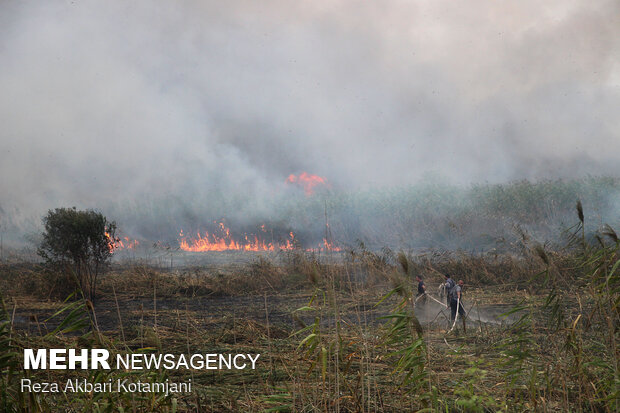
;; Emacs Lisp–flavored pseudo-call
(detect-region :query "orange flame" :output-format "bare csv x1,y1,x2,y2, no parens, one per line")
320,238,341,252
105,232,139,253
179,222,296,252
179,223,342,253
286,172,328,195
104,232,115,253
117,236,140,250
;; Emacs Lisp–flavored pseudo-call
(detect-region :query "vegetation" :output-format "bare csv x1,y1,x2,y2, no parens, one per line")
58,176,620,250
37,207,117,301
0,195,618,411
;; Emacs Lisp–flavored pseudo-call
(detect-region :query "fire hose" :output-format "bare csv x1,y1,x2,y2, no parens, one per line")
415,292,446,307
415,290,468,335
446,295,460,334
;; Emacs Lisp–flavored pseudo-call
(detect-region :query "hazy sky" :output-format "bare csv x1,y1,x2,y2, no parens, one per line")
1,0,619,234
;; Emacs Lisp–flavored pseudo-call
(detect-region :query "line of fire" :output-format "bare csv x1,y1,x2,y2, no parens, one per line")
106,173,341,254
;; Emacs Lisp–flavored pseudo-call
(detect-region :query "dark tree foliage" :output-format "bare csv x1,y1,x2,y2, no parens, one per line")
37,207,117,301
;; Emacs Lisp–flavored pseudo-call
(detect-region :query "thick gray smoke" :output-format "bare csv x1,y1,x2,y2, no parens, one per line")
1,0,619,246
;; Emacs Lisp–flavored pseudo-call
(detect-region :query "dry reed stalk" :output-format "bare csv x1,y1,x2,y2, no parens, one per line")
112,284,126,345
329,267,341,413
264,293,275,386
33,314,43,337
349,283,366,412
8,301,16,347
362,303,373,411
139,303,144,348
153,282,157,331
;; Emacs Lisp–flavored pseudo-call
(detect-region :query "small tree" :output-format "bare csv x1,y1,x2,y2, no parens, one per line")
38,207,117,301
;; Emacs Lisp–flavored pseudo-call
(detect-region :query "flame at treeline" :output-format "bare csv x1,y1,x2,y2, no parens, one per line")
178,222,340,252
107,225,340,253
178,223,295,252
109,172,339,252
286,172,328,195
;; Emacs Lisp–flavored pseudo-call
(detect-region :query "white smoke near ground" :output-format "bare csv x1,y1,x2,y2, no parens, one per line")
0,0,619,246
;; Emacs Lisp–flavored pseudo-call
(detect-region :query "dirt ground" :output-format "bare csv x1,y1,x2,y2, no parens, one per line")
9,285,520,341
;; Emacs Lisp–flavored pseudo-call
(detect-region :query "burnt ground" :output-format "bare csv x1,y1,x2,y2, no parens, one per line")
9,289,519,341
7,281,583,412
11,293,383,336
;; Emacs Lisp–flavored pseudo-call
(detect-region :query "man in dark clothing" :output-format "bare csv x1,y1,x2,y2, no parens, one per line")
416,276,426,305
449,279,467,332
444,274,456,307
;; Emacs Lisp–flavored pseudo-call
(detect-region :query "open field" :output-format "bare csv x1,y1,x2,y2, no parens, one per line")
2,1,619,411
1,230,618,412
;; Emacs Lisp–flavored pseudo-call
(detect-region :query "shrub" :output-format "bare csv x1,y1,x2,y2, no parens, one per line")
37,207,117,301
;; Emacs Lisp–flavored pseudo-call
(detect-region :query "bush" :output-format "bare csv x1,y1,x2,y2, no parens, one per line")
37,207,117,301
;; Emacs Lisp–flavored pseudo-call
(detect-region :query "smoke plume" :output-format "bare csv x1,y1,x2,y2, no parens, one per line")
1,0,619,246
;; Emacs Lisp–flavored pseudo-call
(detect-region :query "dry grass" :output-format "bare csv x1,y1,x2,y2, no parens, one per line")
1,239,617,412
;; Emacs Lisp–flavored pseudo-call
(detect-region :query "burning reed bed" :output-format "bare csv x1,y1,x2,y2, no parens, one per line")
1,222,619,412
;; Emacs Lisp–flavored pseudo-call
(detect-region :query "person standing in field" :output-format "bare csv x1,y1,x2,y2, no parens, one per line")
444,273,456,307
416,275,427,304
450,279,467,332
